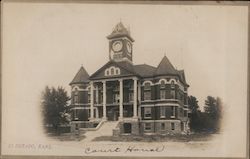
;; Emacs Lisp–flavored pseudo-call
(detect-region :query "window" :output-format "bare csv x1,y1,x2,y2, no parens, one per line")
88,109,90,118
160,80,165,88
105,67,120,76
160,90,166,99
171,123,175,130
74,92,78,104
144,82,151,90
111,68,114,75
73,89,78,104
184,110,187,117
170,90,175,99
160,107,166,118
171,81,175,89
171,106,176,118
144,91,151,101
100,94,103,104
144,107,152,118
161,123,165,130
129,92,134,102
144,123,152,131
87,87,91,103
74,109,78,120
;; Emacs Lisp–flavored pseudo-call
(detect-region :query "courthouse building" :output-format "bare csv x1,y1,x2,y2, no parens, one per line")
69,22,190,135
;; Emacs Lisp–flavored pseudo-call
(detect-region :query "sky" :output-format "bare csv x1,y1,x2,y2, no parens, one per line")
2,2,248,157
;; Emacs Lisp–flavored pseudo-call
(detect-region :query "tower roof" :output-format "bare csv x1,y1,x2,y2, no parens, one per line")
155,56,178,75
70,66,89,85
107,22,134,42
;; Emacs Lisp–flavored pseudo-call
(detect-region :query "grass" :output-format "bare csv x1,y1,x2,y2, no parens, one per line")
47,133,86,141
92,132,214,142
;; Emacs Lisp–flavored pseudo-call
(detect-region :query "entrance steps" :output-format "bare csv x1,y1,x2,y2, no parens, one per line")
82,121,119,142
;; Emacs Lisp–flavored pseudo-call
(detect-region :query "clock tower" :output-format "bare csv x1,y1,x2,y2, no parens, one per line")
107,22,134,63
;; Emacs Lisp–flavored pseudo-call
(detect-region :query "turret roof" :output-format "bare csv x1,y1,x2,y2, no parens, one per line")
107,22,134,42
70,66,89,85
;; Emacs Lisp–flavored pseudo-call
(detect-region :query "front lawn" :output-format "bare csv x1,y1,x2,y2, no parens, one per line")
47,133,86,141
93,132,214,142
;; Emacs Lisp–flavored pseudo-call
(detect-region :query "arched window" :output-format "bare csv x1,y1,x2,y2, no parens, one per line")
160,80,165,88
171,81,175,89
106,70,109,76
74,88,78,104
111,68,114,75
144,82,151,90
143,82,151,101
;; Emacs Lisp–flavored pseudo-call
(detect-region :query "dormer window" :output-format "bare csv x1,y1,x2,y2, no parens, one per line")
111,68,114,75
105,66,121,76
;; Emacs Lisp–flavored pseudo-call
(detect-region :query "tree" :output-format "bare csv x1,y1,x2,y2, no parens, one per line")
203,96,222,132
188,95,200,114
188,95,202,131
41,86,71,133
204,96,217,119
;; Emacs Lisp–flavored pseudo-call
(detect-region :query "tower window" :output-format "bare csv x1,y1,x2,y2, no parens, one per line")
73,89,78,104
171,81,175,89
170,90,175,99
160,90,166,99
160,80,165,88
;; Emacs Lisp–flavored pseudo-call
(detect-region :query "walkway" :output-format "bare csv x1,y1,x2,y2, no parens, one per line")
82,121,118,142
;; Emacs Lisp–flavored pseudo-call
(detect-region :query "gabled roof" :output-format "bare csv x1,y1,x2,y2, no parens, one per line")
89,60,140,80
70,66,89,85
178,70,186,82
107,22,134,42
134,64,156,77
155,56,178,76
177,69,189,86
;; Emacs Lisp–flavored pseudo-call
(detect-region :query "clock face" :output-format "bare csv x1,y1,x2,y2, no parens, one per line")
112,41,123,52
126,42,132,54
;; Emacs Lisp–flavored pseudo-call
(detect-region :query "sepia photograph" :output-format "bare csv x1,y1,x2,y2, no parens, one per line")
1,1,249,158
